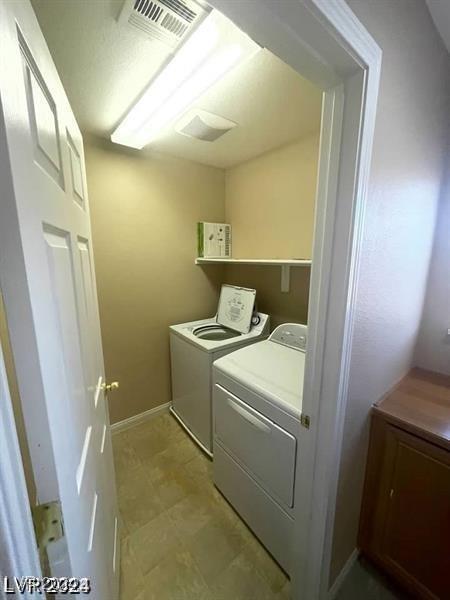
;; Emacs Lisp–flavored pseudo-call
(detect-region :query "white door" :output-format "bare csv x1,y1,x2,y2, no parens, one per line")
0,2,119,598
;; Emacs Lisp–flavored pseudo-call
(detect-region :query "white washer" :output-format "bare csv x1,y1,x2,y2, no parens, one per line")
170,285,270,455
212,323,307,574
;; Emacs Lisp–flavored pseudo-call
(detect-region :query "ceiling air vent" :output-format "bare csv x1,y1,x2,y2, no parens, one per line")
176,109,237,142
119,0,208,50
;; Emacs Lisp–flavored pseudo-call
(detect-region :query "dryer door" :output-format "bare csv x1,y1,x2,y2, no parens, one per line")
214,384,297,508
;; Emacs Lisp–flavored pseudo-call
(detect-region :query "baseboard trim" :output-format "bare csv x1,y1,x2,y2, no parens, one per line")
111,403,170,434
327,549,359,599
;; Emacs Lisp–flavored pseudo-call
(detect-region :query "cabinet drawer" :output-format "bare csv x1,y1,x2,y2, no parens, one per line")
213,383,297,508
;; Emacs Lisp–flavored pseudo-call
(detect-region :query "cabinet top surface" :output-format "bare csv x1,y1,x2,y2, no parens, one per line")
374,368,450,450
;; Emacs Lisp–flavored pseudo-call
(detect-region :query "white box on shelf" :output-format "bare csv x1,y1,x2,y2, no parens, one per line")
197,222,231,258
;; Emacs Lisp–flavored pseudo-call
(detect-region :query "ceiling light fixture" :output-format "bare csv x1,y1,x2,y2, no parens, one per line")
111,10,259,149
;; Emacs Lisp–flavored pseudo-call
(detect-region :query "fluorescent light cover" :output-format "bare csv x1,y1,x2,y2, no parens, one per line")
111,10,259,149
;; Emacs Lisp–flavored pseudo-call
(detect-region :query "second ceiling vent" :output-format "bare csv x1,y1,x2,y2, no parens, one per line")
119,0,208,50
175,109,237,142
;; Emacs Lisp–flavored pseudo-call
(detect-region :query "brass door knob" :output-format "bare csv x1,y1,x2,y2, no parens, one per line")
102,381,119,393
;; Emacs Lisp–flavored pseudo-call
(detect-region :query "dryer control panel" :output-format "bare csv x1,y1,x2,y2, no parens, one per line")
270,323,307,352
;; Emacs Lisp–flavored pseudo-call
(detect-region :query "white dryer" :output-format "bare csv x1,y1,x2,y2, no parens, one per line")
212,323,307,574
170,285,270,455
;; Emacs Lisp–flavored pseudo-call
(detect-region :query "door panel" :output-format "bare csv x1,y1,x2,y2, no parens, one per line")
77,237,100,400
20,30,65,188
0,2,119,598
43,226,89,455
381,428,450,599
67,131,85,206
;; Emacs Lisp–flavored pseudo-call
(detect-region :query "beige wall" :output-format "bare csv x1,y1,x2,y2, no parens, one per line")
225,135,319,259
222,135,320,327
224,264,310,328
85,131,319,424
330,0,450,586
84,136,225,424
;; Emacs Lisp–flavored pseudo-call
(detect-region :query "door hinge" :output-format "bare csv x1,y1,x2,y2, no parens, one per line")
300,414,311,429
31,501,64,550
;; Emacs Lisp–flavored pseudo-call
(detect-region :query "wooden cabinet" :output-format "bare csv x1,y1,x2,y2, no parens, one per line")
359,369,450,599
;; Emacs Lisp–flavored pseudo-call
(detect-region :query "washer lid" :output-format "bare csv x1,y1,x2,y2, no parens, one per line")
216,285,256,334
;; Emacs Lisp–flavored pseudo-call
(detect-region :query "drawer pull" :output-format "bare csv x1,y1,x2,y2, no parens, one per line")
227,398,271,433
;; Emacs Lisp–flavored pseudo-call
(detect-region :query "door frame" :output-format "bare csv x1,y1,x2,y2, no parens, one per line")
0,341,42,596
208,1,381,598
0,0,381,598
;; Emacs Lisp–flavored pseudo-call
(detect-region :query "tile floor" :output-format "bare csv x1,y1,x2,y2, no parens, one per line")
335,558,410,600
113,412,404,600
113,413,290,600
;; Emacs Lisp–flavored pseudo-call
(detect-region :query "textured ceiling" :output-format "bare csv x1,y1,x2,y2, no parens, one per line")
31,0,322,168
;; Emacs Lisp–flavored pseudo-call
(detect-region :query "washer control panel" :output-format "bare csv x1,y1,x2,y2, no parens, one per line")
270,323,307,352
